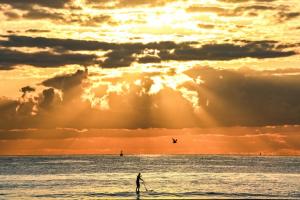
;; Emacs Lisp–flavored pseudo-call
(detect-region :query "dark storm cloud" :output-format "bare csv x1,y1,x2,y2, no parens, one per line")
42,69,88,91
277,12,300,22
0,88,62,129
0,35,179,52
42,69,88,107
22,9,64,20
0,35,118,51
40,88,56,108
0,35,180,68
0,97,35,128
25,29,51,33
0,35,297,68
20,86,35,93
23,10,114,26
238,5,275,11
0,98,18,117
0,1,114,26
0,0,70,9
3,11,21,19
102,49,137,68
20,86,35,97
184,67,300,126
138,56,162,63
23,10,113,26
0,48,98,69
155,42,296,62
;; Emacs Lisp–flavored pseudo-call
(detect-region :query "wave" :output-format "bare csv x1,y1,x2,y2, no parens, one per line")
81,191,286,198
33,193,75,198
150,191,284,198
36,160,92,164
87,192,133,197
26,189,296,199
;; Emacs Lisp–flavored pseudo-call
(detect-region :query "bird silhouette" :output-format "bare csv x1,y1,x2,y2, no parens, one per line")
172,138,178,144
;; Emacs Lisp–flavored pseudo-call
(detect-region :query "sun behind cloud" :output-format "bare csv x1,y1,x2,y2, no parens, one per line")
0,0,300,155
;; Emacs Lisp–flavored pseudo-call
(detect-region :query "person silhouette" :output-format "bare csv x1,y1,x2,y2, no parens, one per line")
136,173,144,194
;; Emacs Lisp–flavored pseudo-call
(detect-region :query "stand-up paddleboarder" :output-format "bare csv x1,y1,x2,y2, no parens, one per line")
136,173,144,194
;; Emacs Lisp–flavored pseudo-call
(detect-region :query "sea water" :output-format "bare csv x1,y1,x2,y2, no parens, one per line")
0,155,299,199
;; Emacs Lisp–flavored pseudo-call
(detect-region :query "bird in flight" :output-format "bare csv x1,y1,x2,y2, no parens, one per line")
172,138,178,144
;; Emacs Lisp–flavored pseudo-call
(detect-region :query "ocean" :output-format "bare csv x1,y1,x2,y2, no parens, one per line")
0,155,299,199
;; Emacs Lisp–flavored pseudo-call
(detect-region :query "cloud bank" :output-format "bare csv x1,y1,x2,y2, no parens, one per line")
1,67,300,129
0,35,297,69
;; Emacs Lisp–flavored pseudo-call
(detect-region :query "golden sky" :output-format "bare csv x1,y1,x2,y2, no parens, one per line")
1,126,300,155
0,0,300,155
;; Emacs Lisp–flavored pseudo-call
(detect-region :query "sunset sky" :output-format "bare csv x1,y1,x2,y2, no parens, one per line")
0,0,300,155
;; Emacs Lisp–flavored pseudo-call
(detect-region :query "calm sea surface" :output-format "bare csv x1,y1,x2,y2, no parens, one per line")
0,155,299,199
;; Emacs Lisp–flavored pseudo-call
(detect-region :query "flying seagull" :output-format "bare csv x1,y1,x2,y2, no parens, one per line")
172,138,178,144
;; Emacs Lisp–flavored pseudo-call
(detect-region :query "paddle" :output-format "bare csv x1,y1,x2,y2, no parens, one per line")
142,181,148,191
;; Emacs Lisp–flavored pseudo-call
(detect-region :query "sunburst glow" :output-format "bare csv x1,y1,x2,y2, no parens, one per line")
0,0,299,156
